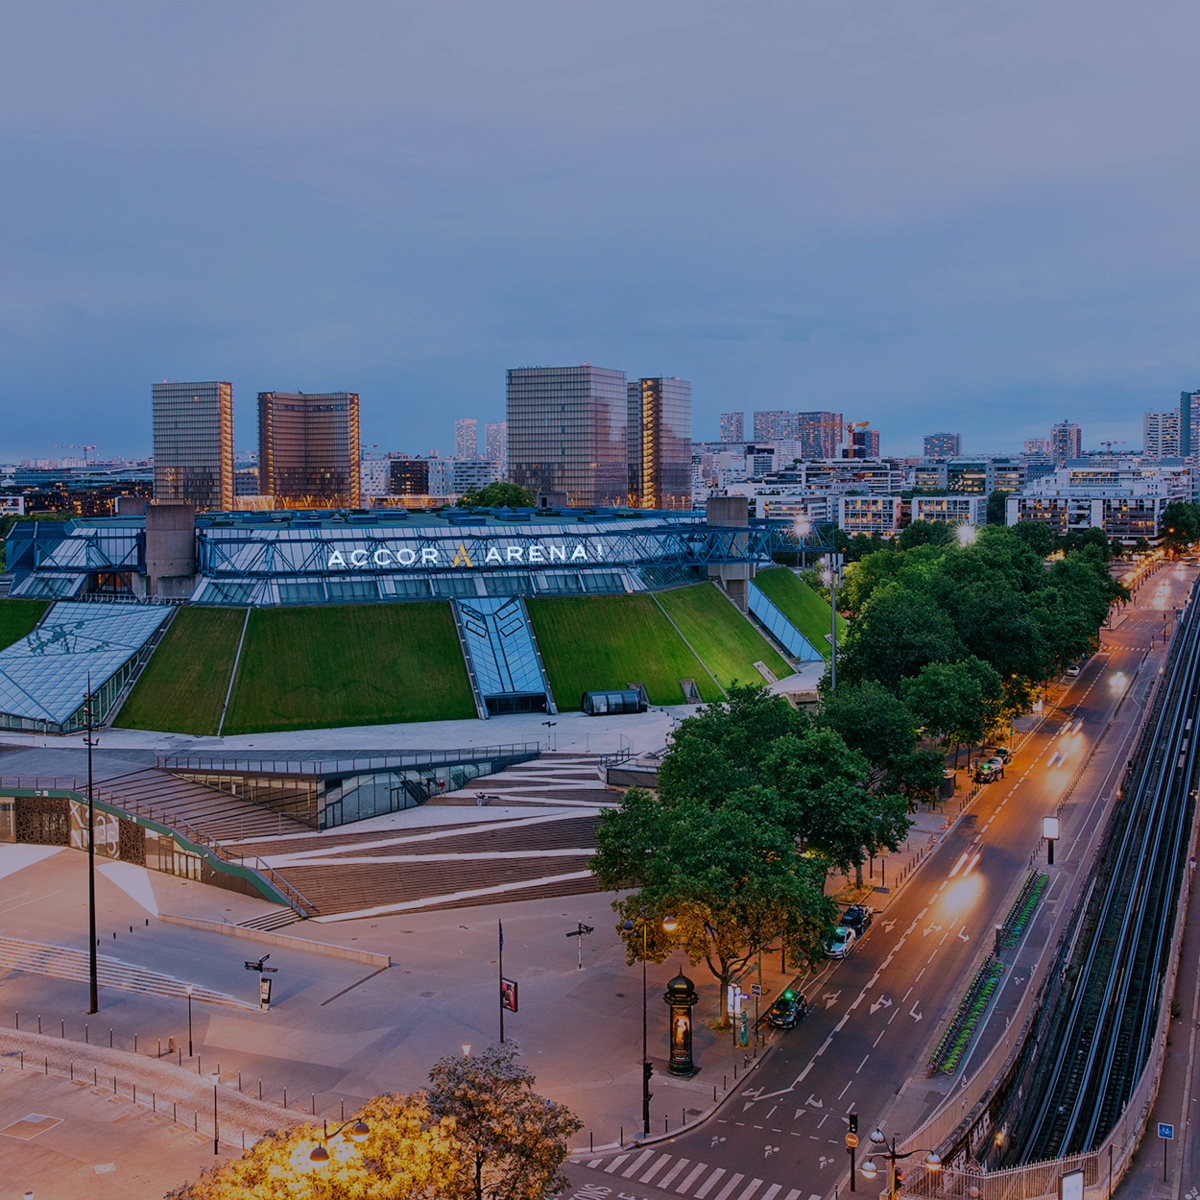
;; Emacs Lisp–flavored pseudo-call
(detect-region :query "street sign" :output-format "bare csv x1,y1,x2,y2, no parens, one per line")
501,977,518,1013
750,984,762,997
845,1133,858,1148
1159,1123,1174,1139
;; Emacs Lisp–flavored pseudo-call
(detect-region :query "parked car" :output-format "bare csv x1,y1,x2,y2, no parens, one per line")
1066,663,1080,677
974,762,998,784
825,925,857,959
842,905,874,936
982,746,1011,763
767,991,808,1029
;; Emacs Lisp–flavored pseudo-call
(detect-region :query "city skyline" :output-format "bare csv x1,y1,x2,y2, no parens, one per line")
2,5,1198,464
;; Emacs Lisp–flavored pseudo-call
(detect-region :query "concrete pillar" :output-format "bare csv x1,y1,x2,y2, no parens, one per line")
706,496,752,611
145,500,196,598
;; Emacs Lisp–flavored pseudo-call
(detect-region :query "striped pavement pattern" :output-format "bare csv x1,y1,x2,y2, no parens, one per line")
0,937,255,1010
584,1148,821,1200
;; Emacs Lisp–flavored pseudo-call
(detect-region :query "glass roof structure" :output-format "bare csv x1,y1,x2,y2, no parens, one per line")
747,581,824,662
0,602,172,734
456,596,554,715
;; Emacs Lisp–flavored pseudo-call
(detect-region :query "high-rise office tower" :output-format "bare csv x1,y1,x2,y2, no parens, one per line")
507,365,627,506
753,411,796,442
719,412,744,443
1144,410,1182,458
796,412,844,460
1050,421,1082,465
152,381,234,512
257,391,361,508
484,421,508,465
628,377,692,510
924,432,961,458
1023,438,1050,456
455,418,478,460
1181,391,1200,458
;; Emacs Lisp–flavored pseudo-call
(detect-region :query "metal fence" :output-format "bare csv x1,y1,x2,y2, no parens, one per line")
155,743,543,776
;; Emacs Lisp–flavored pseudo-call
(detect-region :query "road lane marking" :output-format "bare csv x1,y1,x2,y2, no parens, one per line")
710,1171,744,1200
622,1149,656,1177
735,1181,764,1200
874,1028,887,1046
928,950,937,963
837,1080,853,1099
816,1036,833,1055
856,1055,869,1073
677,1163,709,1193
659,1159,690,1188
760,1186,782,1200
695,1169,730,1199
640,1154,672,1183
903,986,913,1000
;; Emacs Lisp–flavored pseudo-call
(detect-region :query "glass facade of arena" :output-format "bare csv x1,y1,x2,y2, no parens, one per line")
507,365,628,506
152,381,234,512
258,391,361,508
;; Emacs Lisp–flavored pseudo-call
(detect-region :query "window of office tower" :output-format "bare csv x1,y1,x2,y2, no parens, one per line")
506,365,628,507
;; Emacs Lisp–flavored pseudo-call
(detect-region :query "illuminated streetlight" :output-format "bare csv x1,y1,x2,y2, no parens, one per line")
860,1130,941,1199
621,914,678,1136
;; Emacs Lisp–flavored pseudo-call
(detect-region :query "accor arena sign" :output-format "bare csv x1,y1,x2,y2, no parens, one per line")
325,540,603,570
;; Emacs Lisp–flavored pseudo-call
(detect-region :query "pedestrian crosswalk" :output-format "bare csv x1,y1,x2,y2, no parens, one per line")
584,1149,817,1200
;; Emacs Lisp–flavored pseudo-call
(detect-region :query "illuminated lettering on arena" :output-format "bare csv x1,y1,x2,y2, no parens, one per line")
325,541,596,570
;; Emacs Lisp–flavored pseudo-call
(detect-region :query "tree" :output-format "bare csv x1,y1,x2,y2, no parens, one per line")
1010,520,1056,557
901,656,1003,760
1161,500,1200,555
591,789,836,1022
986,489,1011,526
898,520,956,551
885,749,947,806
460,481,535,508
816,679,918,786
167,1092,462,1200
427,1043,581,1200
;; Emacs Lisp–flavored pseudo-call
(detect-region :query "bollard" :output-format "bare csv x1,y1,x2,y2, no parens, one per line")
60,1020,64,1039
153,1092,156,1113
259,1080,262,1101
714,1085,717,1102
93,1067,96,1085
665,1117,669,1132
44,1057,47,1075
70,1062,73,1080
134,1034,138,1053
620,1125,624,1147
312,1093,316,1115
723,1074,727,1090
85,1025,89,1044
174,1102,177,1123
134,1084,137,1104
283,1087,287,1109
37,1015,41,1034
682,1108,686,1127
14,1011,17,1030
590,1132,593,1152
109,1029,113,1048
239,1072,242,1093
734,1064,738,1080
158,1040,161,1059
113,1076,117,1094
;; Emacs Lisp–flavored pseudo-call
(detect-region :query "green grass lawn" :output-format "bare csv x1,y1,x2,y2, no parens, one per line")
656,583,789,687
527,593,724,710
114,606,246,735
222,602,475,733
752,567,846,660
0,598,50,651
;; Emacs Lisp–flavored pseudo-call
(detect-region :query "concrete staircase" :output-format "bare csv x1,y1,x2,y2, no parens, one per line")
0,937,255,1009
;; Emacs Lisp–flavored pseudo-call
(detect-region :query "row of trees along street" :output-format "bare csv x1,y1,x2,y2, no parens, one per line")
167,1044,580,1200
591,524,1130,1024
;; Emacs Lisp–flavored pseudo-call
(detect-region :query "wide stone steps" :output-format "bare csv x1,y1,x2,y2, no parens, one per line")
0,937,254,1009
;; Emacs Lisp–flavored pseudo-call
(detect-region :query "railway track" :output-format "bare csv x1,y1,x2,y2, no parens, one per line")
992,580,1199,1165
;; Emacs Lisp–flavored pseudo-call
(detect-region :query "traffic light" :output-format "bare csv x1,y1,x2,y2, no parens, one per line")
643,1059,654,1098
848,1113,858,1134
894,1167,904,1197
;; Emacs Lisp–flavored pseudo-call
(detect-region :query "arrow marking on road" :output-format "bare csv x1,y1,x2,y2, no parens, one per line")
958,927,971,942
910,1002,924,1022
823,991,841,1009
806,1095,824,1109
869,996,893,1015
923,924,942,937
882,919,897,932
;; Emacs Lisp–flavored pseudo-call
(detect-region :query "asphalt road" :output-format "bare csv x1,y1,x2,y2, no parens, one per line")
564,559,1197,1200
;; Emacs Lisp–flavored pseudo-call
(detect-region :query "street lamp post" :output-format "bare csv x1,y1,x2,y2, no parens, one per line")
859,1129,941,1200
622,914,677,1138
310,1117,370,1193
186,983,194,1057
83,675,99,1015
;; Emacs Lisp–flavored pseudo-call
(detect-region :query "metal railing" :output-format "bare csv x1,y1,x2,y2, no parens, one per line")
0,776,318,920
156,743,542,777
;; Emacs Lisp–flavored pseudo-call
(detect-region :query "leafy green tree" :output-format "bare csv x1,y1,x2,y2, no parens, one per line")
427,1043,581,1200
986,489,1011,526
460,481,535,508
816,679,917,785
837,587,965,691
592,790,836,1021
901,656,1003,760
1161,500,1200,555
898,520,956,551
1010,520,1056,557
885,749,947,806
167,1093,462,1200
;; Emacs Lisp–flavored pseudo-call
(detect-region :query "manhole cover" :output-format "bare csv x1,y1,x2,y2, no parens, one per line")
419,991,437,998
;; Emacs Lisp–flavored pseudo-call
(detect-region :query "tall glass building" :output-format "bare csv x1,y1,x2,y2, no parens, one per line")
628,377,692,510
258,392,361,508
151,381,233,512
507,365,628,507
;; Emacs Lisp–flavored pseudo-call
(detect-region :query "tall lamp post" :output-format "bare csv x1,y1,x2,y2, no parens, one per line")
825,553,843,690
186,983,194,1057
83,674,99,1015
622,914,677,1138
859,1129,942,1200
